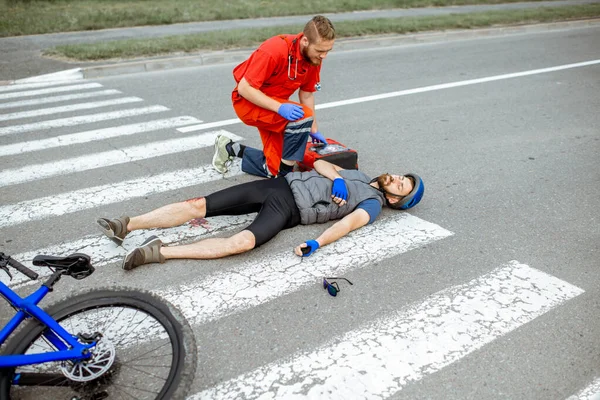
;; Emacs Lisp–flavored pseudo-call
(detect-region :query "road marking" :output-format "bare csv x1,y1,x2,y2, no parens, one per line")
0,106,169,136
192,261,584,400
13,68,84,84
0,80,88,93
0,83,103,100
0,116,201,157
0,96,143,121
0,159,243,228
159,213,453,326
567,378,600,400
0,131,243,187
2,215,256,288
178,118,241,133
177,59,600,133
0,90,122,110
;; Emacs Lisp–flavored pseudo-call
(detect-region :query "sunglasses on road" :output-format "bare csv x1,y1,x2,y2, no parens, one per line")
323,277,353,297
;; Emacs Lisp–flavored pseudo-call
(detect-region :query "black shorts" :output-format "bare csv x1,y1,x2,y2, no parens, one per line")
204,177,301,247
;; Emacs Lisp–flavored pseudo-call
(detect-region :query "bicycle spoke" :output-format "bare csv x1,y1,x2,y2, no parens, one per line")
119,340,171,364
2,289,196,399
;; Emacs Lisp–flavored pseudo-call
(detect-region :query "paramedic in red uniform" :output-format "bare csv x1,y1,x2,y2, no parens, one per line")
212,15,336,178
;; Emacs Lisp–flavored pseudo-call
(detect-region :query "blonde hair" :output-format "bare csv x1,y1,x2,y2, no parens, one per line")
303,15,335,43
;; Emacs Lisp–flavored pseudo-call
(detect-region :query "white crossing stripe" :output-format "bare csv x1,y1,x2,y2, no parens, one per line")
0,159,243,228
178,118,241,133
0,131,242,187
2,215,256,288
0,106,169,136
0,97,143,121
192,261,584,400
0,80,86,93
0,90,122,110
567,378,600,400
0,83,103,100
0,116,202,157
159,213,453,326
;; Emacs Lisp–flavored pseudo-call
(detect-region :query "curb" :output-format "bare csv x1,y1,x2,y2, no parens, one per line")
81,19,600,79
2,18,598,84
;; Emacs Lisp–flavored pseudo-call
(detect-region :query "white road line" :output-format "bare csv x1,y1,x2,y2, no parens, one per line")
0,106,169,136
0,97,143,121
192,261,584,400
13,68,83,84
0,116,201,157
567,378,600,400
159,213,453,326
0,131,242,187
178,59,600,133
2,215,256,288
178,118,241,133
0,83,103,100
0,90,122,110
0,79,87,93
0,159,243,228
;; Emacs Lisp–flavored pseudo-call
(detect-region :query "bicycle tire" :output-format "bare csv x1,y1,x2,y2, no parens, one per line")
0,288,197,400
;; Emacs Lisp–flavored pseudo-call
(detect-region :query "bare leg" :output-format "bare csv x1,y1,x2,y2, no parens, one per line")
128,197,206,231
161,230,256,260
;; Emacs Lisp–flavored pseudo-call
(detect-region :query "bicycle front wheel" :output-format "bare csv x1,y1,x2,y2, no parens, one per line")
0,288,197,400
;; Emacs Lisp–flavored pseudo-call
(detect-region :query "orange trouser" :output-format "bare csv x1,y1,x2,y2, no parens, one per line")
232,90,314,176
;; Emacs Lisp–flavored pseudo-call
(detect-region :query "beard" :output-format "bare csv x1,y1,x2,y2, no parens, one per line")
376,173,392,189
301,46,321,66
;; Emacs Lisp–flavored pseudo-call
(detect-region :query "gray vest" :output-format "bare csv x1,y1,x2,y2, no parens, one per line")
285,170,385,225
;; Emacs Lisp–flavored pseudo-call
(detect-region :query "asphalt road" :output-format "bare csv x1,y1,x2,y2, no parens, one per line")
1,23,599,399
1,0,599,81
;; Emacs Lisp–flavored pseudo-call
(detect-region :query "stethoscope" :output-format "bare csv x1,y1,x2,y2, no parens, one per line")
287,54,299,81
286,38,321,91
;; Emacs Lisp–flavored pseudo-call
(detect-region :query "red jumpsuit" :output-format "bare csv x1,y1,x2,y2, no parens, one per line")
232,33,320,177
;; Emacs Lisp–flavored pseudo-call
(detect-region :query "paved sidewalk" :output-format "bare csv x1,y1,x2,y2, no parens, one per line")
1,0,599,82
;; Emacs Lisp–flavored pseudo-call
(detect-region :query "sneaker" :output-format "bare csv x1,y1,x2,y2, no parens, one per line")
97,216,130,245
212,134,233,174
122,236,165,271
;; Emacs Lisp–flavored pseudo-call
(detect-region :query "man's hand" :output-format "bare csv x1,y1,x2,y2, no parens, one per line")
309,131,327,144
295,240,320,257
278,103,304,121
332,178,348,206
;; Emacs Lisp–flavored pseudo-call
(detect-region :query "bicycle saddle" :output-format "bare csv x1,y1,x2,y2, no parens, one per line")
32,253,94,280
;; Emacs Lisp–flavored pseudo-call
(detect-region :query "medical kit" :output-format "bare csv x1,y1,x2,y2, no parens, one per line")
298,138,359,171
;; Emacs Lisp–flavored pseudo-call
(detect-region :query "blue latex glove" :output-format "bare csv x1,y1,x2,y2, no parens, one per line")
332,178,348,201
301,240,320,257
277,103,304,121
309,131,327,144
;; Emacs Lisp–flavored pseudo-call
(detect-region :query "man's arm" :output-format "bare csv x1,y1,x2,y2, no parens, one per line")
298,90,317,132
313,159,344,179
237,77,281,112
294,208,370,256
314,159,348,206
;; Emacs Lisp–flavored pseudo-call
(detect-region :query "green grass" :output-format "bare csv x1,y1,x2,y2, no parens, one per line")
0,0,551,37
43,4,600,61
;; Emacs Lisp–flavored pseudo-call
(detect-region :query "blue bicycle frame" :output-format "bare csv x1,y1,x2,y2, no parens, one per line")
0,280,94,369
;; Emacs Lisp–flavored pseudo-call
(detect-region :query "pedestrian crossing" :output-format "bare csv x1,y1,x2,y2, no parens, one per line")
0,77,593,399
192,261,583,400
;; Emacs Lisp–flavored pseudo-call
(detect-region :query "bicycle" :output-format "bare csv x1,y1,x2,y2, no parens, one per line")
0,252,197,400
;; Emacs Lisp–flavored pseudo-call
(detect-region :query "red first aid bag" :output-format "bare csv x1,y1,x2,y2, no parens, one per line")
298,138,358,171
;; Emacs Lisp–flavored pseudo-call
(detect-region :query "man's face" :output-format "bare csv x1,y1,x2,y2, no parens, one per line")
301,37,334,66
377,174,414,198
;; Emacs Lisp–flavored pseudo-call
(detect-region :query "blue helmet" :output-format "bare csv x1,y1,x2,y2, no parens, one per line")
387,173,424,210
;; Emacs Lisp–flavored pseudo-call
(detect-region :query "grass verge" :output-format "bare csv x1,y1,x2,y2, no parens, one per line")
43,5,600,62
1,0,549,37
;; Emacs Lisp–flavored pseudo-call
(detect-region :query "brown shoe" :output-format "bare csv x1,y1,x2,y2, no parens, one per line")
122,236,165,271
97,216,130,245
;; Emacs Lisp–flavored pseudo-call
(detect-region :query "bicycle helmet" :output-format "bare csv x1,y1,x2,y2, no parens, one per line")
385,173,425,210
